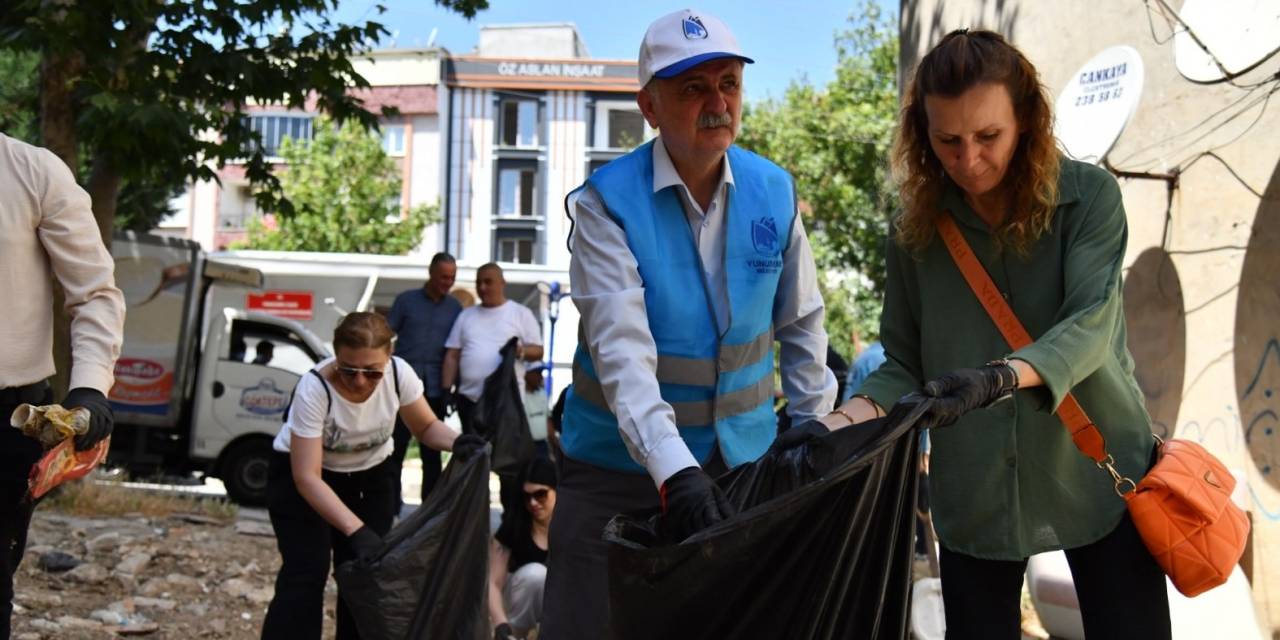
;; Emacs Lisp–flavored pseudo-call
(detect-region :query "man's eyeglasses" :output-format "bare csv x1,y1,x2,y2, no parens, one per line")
337,366,384,381
524,488,550,503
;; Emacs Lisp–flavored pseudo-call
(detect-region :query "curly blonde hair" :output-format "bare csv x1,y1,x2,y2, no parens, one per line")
891,29,1060,257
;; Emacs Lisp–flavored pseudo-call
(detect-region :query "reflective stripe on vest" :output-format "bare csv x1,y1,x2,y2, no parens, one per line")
570,329,775,426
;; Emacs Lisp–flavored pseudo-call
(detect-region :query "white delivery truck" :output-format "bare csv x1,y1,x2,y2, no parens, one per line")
107,234,578,505
108,232,332,505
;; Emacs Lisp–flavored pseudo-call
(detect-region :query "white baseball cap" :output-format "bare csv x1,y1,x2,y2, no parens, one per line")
638,9,754,87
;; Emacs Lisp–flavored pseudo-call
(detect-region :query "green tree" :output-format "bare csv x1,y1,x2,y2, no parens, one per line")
738,1,898,358
0,0,489,238
236,117,435,254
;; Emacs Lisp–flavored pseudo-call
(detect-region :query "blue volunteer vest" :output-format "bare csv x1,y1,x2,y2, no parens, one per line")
562,141,796,473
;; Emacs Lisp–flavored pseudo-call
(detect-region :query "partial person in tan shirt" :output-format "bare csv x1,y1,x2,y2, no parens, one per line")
0,132,125,640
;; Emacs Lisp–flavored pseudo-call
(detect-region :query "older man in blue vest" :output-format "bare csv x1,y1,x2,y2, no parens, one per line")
540,10,836,638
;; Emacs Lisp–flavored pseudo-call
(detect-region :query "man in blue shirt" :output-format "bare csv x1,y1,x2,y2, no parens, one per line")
387,252,462,507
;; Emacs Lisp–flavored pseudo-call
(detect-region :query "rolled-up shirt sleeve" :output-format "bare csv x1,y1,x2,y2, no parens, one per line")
569,188,697,487
773,214,837,422
36,152,125,394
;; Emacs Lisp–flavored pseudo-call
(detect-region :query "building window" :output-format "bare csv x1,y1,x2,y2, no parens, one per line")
381,124,406,156
607,109,645,149
499,98,540,147
498,167,537,217
246,114,313,157
593,101,649,150
495,228,537,264
220,185,258,230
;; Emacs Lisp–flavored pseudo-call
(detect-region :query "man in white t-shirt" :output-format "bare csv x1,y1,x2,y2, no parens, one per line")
442,262,544,434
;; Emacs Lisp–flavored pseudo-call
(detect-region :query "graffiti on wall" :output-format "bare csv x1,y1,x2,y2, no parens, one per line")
1236,158,1280,491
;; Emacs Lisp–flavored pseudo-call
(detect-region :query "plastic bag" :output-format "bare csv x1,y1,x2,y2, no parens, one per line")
334,446,492,640
605,397,930,640
472,337,535,477
10,403,111,501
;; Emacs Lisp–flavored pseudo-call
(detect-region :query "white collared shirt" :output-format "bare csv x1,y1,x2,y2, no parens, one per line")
568,138,837,486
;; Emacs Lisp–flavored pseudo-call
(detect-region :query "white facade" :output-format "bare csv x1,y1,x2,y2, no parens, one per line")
164,48,444,251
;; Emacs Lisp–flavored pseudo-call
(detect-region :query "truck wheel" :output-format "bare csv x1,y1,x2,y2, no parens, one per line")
221,439,272,506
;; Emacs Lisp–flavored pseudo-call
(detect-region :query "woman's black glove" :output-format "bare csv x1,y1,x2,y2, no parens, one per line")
660,466,736,542
493,623,516,640
63,387,114,451
347,525,383,562
768,420,829,454
920,361,1019,428
452,433,487,461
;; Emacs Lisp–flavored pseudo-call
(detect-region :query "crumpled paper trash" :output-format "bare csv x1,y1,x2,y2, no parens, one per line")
10,403,110,500
11,403,91,447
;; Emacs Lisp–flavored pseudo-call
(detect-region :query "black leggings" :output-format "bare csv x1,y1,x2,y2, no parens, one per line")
261,452,397,640
939,509,1171,639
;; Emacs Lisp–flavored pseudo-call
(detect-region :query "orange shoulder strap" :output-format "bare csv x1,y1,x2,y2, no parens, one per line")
935,212,1108,464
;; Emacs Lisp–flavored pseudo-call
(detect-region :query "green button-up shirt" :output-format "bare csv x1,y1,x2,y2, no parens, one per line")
860,158,1154,560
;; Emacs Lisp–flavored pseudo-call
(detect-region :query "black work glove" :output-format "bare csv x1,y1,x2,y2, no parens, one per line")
493,623,516,640
919,362,1019,429
348,525,383,562
660,466,736,542
452,433,487,461
768,419,829,454
63,387,113,451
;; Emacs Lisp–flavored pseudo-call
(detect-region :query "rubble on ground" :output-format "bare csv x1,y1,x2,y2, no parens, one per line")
13,509,338,639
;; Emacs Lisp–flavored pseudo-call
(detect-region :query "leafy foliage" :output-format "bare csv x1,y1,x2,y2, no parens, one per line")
0,0,395,230
738,1,899,357
0,50,39,144
236,117,436,255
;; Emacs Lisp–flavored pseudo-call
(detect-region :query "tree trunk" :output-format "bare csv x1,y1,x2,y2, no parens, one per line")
39,51,81,174
40,50,84,399
87,153,122,247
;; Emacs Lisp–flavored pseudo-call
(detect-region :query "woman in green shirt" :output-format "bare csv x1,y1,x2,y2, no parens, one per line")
812,29,1170,638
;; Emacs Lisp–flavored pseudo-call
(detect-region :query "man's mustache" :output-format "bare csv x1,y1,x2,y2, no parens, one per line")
697,112,733,129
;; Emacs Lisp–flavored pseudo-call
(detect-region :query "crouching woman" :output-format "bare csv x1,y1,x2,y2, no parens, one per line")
262,311,484,639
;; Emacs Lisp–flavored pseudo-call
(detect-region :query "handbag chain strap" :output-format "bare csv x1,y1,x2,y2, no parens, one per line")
935,212,1136,496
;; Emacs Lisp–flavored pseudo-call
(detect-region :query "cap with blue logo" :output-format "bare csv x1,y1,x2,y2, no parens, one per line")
638,9,754,87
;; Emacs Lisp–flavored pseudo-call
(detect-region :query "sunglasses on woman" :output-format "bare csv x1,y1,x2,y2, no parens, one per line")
524,488,550,503
337,366,384,380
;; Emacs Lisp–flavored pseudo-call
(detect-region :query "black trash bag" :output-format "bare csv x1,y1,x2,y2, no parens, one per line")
605,397,930,640
335,446,492,640
472,336,536,476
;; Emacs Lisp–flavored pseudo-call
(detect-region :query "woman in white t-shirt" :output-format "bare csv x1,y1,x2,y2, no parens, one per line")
261,312,485,640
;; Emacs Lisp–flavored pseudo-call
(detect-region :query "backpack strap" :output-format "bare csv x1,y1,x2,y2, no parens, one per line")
391,357,402,403
283,368,332,423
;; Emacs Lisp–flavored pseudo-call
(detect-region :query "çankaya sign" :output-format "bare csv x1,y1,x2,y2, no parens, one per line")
1055,46,1145,165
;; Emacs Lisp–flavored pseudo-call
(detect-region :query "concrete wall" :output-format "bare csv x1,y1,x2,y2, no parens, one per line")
351,49,441,86
478,24,589,59
901,0,1280,630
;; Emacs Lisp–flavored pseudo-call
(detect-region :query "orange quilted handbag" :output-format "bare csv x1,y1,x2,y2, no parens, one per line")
1124,438,1250,596
938,213,1249,597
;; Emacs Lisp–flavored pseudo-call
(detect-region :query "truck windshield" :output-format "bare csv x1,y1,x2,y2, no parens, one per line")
227,320,321,375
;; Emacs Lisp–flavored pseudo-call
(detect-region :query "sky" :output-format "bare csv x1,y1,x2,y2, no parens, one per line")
332,0,898,103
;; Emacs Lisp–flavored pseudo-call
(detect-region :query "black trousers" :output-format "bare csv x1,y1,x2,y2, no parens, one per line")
389,396,446,507
541,452,726,640
261,452,397,640
1,382,52,640
938,508,1171,639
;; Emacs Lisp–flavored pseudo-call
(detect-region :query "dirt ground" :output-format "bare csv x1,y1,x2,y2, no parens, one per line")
11,505,334,640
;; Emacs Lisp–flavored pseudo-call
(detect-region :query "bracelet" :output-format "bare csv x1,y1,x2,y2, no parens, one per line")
852,394,884,418
986,358,1021,392
833,408,857,426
